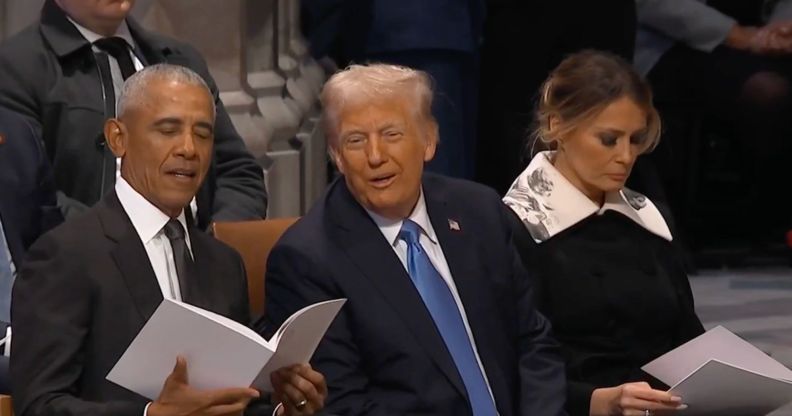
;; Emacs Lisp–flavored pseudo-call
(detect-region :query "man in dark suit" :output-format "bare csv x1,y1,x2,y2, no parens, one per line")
0,0,267,228
11,65,326,416
0,106,63,394
265,64,566,415
302,0,485,180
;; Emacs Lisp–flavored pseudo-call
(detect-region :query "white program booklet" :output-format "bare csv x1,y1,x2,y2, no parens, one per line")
642,326,792,415
107,298,346,400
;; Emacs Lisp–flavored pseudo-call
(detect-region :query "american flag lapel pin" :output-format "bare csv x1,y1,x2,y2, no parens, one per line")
448,219,461,231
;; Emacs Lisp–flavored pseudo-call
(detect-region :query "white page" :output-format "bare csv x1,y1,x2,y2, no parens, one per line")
107,299,274,400
642,326,792,386
253,299,346,392
668,359,792,415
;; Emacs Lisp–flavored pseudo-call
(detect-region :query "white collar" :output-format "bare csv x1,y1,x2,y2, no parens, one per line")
115,177,189,245
503,151,673,243
67,16,136,49
365,189,439,247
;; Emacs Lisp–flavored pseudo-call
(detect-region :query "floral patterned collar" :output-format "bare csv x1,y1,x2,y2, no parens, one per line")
502,151,673,243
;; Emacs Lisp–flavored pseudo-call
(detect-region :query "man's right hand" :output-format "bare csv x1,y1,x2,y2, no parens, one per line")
147,356,260,416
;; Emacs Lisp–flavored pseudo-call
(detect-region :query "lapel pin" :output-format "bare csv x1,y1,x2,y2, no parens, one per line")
448,219,460,231
0,134,5,145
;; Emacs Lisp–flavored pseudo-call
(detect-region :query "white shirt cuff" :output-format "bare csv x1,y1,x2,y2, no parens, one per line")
272,402,284,416
143,402,151,416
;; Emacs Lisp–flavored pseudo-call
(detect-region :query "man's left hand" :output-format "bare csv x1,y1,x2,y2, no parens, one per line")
271,363,327,415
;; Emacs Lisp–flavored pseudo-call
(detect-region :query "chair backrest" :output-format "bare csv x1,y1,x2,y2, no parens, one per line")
212,218,299,317
0,394,12,416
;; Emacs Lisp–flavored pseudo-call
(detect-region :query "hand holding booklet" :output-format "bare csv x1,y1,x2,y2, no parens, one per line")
107,298,346,400
642,326,792,415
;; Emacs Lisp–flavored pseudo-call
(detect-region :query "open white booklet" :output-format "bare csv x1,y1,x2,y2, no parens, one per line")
642,325,792,415
107,298,346,400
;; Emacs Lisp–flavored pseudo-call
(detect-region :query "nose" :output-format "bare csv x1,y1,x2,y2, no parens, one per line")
365,135,388,167
614,137,637,166
174,132,197,159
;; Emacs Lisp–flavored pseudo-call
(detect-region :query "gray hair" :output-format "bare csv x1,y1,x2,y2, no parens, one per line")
116,63,216,118
320,63,436,146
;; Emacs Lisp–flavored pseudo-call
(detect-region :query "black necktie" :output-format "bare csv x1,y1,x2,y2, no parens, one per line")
163,219,193,302
93,37,137,80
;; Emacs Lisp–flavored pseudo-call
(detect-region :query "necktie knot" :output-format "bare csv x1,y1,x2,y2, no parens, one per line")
163,219,185,242
93,37,131,59
398,219,422,245
93,36,137,80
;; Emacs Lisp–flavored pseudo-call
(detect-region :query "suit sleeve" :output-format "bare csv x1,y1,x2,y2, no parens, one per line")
265,244,400,416
496,198,567,416
636,0,736,52
11,233,143,416
27,117,63,237
178,44,268,221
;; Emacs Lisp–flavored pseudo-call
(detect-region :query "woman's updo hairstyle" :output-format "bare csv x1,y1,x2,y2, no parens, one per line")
532,50,661,154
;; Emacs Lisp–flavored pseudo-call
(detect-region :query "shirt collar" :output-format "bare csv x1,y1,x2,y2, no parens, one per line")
366,189,439,247
503,151,672,243
115,177,188,244
67,16,136,49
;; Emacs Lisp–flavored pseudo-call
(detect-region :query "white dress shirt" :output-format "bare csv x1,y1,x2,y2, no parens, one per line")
68,18,199,218
366,190,499,410
115,177,191,301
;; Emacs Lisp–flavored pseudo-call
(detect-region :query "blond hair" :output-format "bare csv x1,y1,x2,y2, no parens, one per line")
320,63,436,146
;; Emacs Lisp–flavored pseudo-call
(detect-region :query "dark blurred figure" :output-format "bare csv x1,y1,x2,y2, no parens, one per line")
637,0,792,246
477,0,637,195
0,106,63,394
301,0,486,179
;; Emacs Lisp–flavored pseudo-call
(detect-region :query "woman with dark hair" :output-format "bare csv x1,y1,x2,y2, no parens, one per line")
503,50,705,416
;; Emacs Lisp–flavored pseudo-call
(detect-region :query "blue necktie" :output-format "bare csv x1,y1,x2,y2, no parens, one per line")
398,220,497,416
0,221,14,323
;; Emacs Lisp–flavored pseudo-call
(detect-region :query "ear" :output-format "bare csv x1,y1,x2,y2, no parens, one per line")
548,114,561,136
423,120,438,162
328,146,346,175
104,118,127,158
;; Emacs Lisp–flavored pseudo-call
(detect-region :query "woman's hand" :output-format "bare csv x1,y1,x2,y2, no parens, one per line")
590,382,687,416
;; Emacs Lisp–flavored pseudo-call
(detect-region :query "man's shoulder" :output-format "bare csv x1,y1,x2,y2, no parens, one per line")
423,173,502,207
28,205,105,259
0,24,49,63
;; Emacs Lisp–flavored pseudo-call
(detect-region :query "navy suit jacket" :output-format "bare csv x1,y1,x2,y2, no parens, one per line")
301,0,486,61
265,174,567,416
0,106,62,266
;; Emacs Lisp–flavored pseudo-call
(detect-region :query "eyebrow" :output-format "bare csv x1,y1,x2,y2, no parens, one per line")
153,118,214,133
595,126,647,135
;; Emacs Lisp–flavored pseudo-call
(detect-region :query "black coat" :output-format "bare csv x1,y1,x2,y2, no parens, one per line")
506,208,705,416
0,0,267,228
10,191,260,416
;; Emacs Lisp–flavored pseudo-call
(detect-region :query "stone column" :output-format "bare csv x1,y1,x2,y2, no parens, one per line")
246,0,303,218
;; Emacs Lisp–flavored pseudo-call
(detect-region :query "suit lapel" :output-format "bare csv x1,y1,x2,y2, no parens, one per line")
99,192,163,322
423,177,512,415
326,179,469,401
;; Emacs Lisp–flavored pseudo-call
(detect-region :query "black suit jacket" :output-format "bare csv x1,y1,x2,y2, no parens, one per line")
265,174,567,416
0,106,62,265
0,0,267,228
10,192,254,416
